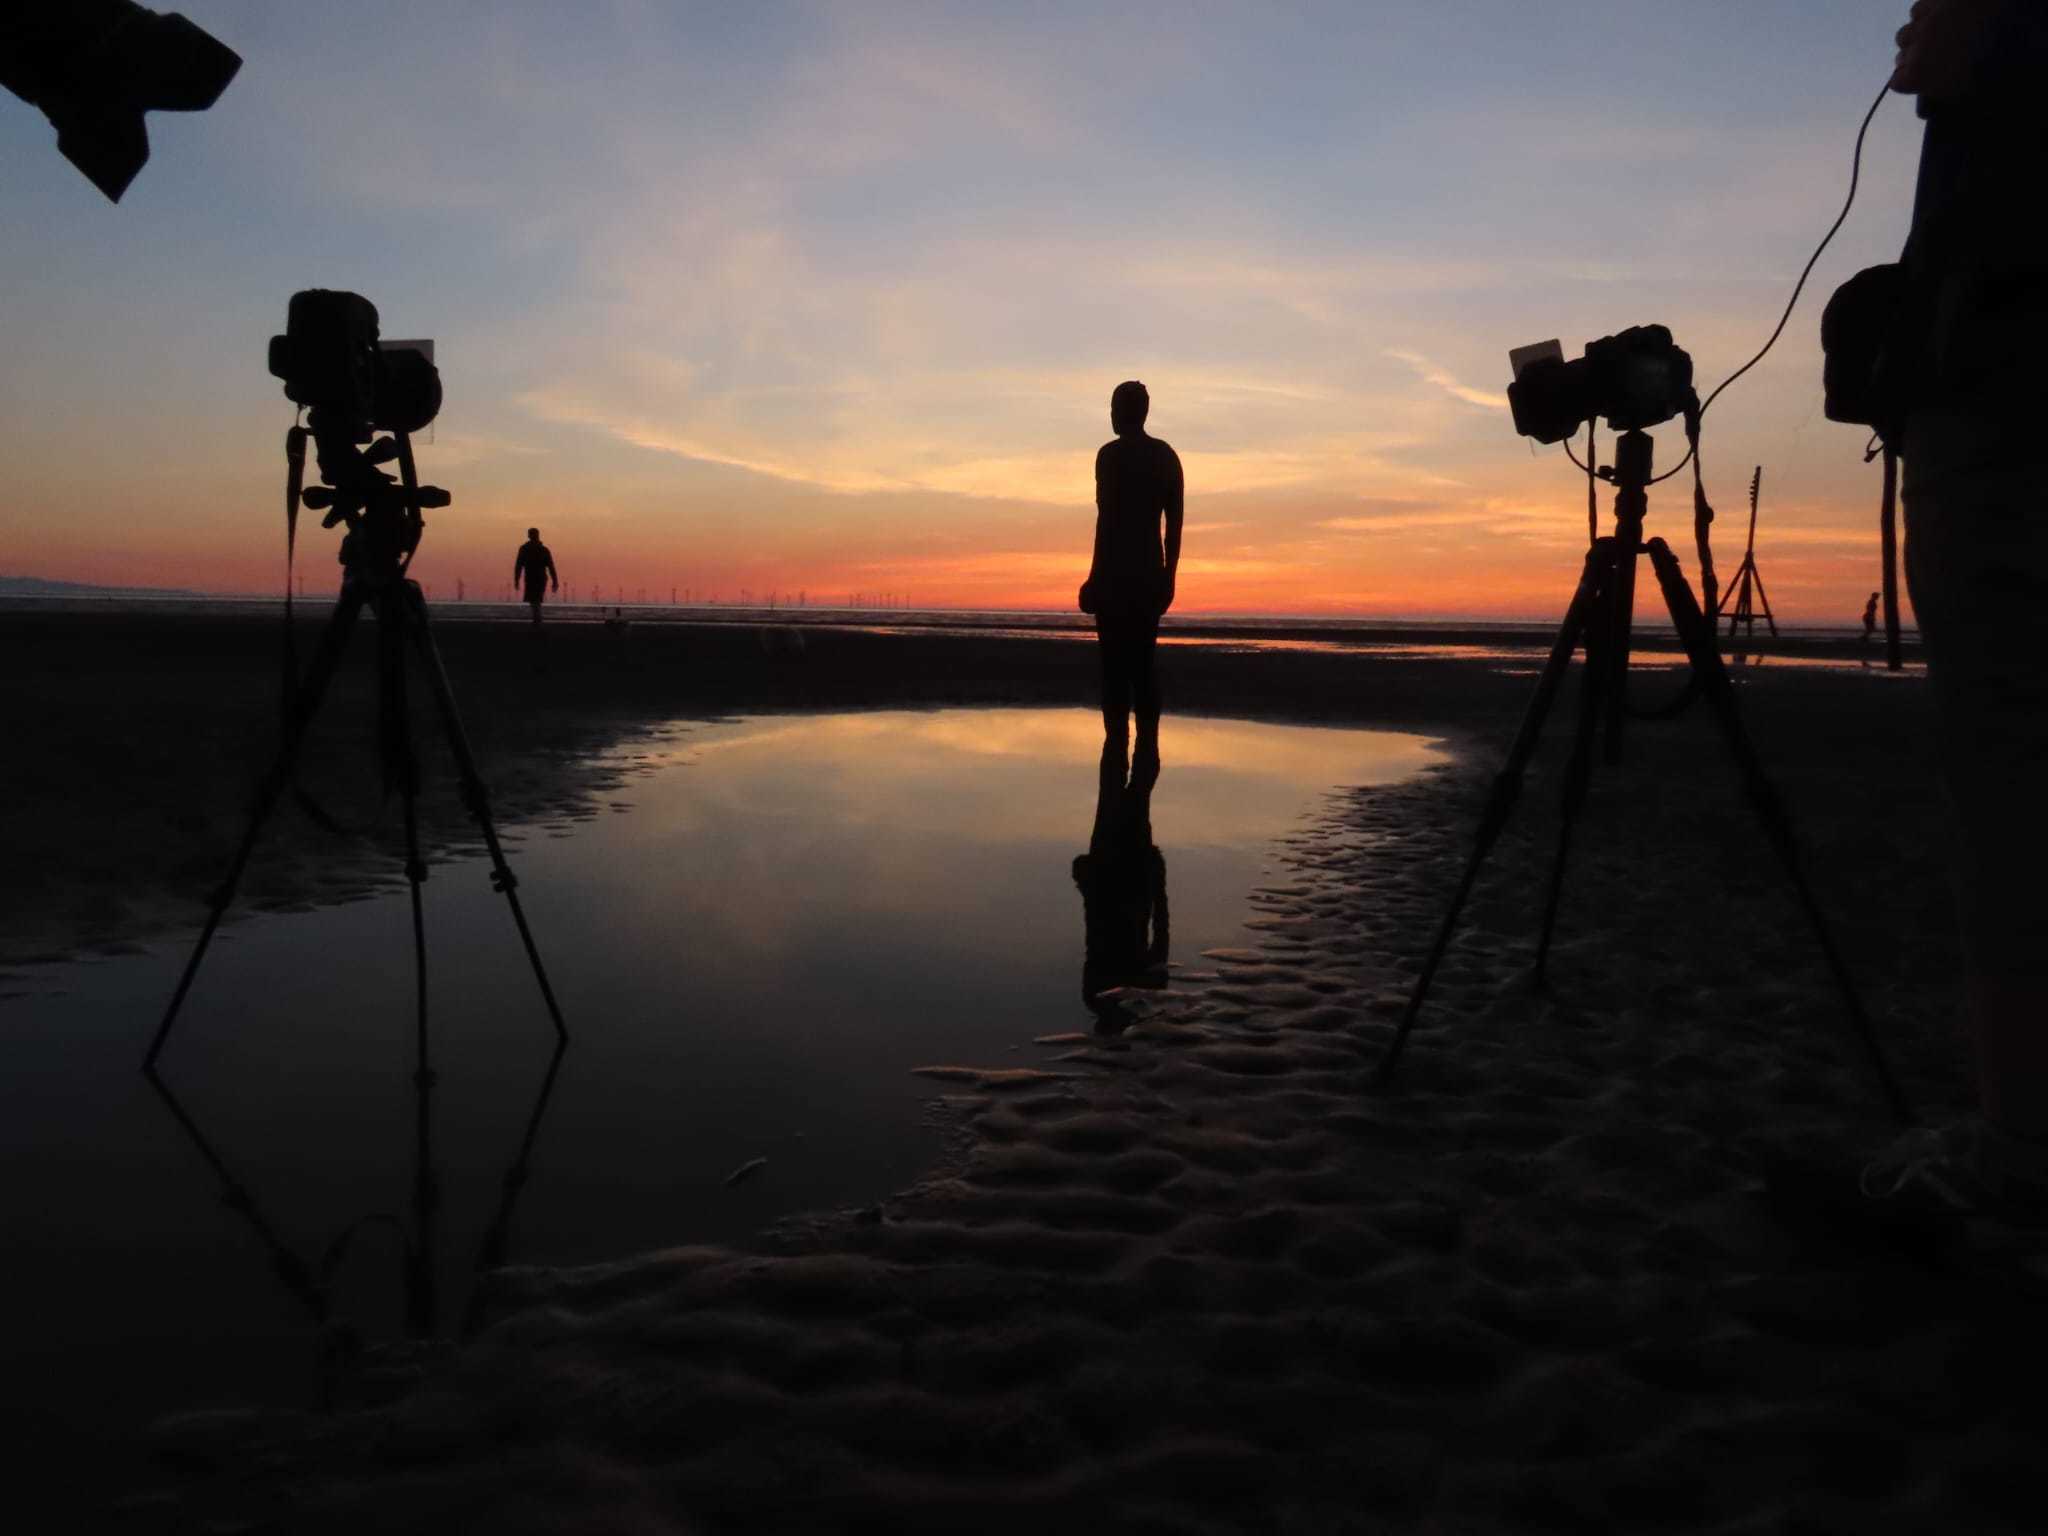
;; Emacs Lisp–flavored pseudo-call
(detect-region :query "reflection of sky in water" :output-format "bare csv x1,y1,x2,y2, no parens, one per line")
0,708,1439,1473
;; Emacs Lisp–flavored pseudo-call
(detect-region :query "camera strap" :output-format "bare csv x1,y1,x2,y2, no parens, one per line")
1584,421,1597,546
275,424,375,839
1684,402,1719,620
283,422,308,735
1870,433,1905,668
278,421,352,833
393,429,422,577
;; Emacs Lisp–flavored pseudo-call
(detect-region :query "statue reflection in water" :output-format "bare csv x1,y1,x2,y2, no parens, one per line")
1073,733,1170,1034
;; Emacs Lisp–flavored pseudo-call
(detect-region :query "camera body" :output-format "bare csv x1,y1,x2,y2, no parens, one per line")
1508,325,1695,444
268,289,441,438
268,290,447,580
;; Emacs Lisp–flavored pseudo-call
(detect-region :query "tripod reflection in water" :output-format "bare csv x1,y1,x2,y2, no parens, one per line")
1073,735,1170,1035
142,1038,566,1407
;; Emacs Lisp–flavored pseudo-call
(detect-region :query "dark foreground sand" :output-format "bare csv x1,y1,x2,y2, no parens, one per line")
9,610,2033,1533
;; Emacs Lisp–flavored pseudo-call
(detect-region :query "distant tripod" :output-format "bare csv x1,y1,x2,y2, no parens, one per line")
1376,429,1910,1125
1716,465,1777,642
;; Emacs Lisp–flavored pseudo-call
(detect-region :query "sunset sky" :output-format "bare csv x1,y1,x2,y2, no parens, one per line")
2,1,1923,619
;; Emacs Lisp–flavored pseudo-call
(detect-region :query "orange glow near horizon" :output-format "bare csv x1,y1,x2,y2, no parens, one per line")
9,467,1898,625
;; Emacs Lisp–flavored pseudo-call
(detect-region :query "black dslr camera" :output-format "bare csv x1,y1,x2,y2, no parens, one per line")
268,290,446,576
269,290,441,438
1507,325,1696,444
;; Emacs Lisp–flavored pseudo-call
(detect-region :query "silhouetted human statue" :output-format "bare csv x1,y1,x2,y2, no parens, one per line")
513,528,558,625
1080,381,1183,753
1860,0,2048,1224
1863,591,1881,642
1072,736,1168,1035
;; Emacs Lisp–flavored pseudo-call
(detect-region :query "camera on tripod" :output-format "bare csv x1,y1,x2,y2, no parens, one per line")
1507,325,1696,444
152,293,566,1076
269,289,441,439
268,290,447,575
1380,316,1911,1125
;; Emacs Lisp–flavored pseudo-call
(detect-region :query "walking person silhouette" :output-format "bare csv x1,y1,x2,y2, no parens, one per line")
514,527,559,626
1079,381,1183,758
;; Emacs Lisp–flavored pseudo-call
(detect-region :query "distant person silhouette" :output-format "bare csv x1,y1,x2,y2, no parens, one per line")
1858,0,2048,1227
513,528,558,625
1072,735,1168,1035
1080,381,1183,752
1863,591,1881,643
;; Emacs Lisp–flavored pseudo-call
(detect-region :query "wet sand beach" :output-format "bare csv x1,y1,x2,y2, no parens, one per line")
10,608,2029,1533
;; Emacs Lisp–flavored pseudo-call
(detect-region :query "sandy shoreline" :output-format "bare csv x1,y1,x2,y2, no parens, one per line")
12,610,2032,1532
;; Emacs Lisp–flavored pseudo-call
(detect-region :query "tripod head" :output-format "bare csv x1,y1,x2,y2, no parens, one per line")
294,409,450,584
1603,429,1656,491
1578,427,1658,548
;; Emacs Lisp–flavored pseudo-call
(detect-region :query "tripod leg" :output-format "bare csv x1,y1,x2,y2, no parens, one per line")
1378,543,1603,1083
1534,553,1616,988
1643,538,1913,1126
400,586,569,1041
386,607,439,1337
1603,557,1636,760
142,1066,328,1324
1601,433,1654,762
460,1036,567,1340
1750,569,1779,639
1714,557,1740,620
147,587,368,1068
1603,516,1644,763
1880,447,1904,670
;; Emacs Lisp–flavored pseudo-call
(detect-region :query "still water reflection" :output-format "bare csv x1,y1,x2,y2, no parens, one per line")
0,707,1439,1480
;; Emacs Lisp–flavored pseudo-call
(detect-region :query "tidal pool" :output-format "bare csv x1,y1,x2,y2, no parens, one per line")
0,707,1440,1482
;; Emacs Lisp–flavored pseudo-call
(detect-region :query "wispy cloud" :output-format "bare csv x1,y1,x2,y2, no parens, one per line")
1384,349,1510,411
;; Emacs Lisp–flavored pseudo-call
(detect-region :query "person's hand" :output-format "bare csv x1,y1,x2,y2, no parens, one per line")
1078,578,1097,615
1156,574,1176,617
1892,0,1999,100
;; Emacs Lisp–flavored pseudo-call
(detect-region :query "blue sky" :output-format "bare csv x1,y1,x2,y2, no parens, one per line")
1,1,1923,614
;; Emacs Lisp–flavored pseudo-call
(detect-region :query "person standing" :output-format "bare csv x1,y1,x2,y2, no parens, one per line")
514,527,558,626
1863,0,2048,1223
1079,381,1184,756
1863,591,1881,643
